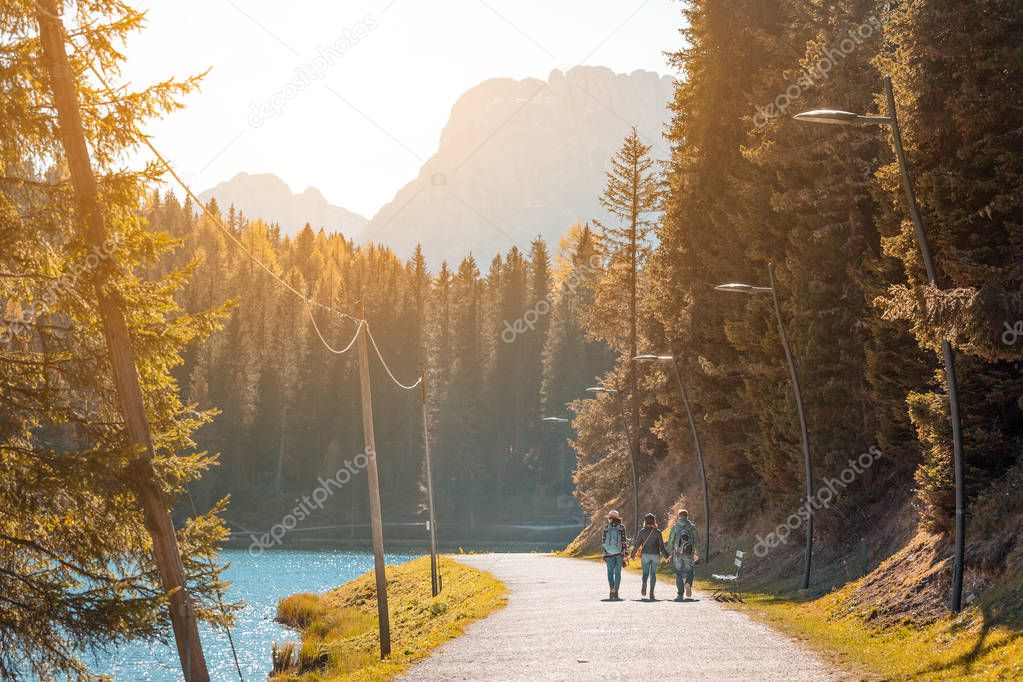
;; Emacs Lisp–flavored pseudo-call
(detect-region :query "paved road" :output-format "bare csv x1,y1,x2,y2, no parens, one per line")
403,553,849,681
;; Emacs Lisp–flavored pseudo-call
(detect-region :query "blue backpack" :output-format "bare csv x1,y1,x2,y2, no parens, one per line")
603,523,624,555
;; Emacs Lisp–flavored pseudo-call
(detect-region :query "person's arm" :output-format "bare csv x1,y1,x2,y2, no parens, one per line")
658,531,670,559
630,529,644,558
690,524,700,561
666,525,677,554
621,528,629,558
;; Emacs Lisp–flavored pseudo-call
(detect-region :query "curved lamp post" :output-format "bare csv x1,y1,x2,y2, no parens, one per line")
633,354,711,558
586,387,641,540
716,263,814,590
795,75,967,613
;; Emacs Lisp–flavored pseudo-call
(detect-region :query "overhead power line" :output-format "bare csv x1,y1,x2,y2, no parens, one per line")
366,324,422,390
75,46,422,390
308,308,362,355
75,47,357,322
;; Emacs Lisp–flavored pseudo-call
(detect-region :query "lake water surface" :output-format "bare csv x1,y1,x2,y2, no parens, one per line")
89,549,419,681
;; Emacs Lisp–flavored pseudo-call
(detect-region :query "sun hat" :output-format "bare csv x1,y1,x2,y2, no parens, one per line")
607,510,621,520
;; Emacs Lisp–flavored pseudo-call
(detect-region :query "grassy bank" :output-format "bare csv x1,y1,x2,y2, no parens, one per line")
271,555,507,680
572,544,1022,679
708,574,1023,681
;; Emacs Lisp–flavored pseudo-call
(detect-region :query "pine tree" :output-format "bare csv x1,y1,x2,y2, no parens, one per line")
876,0,1023,528
0,2,230,675
520,237,551,468
588,127,660,478
647,0,767,527
542,225,614,501
433,256,486,520
720,0,921,535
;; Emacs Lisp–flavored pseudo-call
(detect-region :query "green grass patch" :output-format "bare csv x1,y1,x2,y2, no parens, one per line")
271,555,507,681
708,578,1023,681
576,548,1023,679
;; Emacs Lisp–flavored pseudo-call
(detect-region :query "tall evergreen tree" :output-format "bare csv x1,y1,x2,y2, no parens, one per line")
542,225,614,499
0,2,230,675
648,0,767,527
876,0,1023,529
590,128,661,443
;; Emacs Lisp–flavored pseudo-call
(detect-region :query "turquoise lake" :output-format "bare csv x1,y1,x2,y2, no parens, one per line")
88,549,419,681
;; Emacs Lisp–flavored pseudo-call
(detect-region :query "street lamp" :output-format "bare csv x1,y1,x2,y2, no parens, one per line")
795,75,967,613
715,263,814,590
586,387,641,539
633,354,710,559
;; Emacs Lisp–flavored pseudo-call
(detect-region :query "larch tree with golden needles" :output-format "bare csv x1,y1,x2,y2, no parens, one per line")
587,127,660,449
0,1,232,677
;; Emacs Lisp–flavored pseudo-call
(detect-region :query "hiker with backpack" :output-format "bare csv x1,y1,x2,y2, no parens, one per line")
601,510,629,599
667,509,701,600
630,512,670,600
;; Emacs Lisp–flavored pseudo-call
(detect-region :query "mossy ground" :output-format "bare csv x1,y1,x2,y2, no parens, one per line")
703,567,1023,681
271,555,507,680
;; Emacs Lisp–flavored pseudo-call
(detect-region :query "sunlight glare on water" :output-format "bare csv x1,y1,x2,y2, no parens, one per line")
90,549,419,681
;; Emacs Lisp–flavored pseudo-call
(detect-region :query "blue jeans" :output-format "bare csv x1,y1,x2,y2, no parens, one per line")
604,554,623,590
641,554,660,592
675,561,695,594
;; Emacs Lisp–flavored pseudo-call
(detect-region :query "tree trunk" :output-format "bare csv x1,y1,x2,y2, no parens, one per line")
35,3,209,678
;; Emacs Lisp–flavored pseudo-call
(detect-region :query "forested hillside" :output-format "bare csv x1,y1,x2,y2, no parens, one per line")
145,194,613,533
568,0,1023,618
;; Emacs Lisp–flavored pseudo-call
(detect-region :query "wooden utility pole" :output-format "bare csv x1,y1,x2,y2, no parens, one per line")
420,372,440,596
355,304,391,657
34,2,210,679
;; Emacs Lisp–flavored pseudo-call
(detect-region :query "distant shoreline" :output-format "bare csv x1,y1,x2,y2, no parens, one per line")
221,538,571,553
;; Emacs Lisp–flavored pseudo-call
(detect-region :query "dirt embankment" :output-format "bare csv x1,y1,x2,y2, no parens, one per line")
568,458,1023,630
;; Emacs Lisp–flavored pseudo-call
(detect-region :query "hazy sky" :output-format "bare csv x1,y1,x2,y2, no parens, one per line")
122,0,684,218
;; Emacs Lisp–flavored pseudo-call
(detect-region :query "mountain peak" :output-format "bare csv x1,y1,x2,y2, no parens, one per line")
199,173,367,238
360,67,674,264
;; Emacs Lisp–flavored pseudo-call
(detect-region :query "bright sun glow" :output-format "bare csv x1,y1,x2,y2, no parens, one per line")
121,0,682,218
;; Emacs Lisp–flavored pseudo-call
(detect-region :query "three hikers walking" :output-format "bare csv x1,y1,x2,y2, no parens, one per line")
602,508,701,601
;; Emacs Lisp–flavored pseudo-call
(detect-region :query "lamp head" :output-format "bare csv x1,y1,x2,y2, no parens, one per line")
794,109,893,126
715,283,754,294
793,109,860,125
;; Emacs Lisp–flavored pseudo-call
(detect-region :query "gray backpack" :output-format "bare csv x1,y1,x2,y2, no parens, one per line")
673,527,694,571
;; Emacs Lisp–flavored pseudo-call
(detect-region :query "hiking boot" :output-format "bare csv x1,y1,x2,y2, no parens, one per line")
609,588,615,600
641,584,647,597
649,590,656,600
612,588,619,599
685,585,692,599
